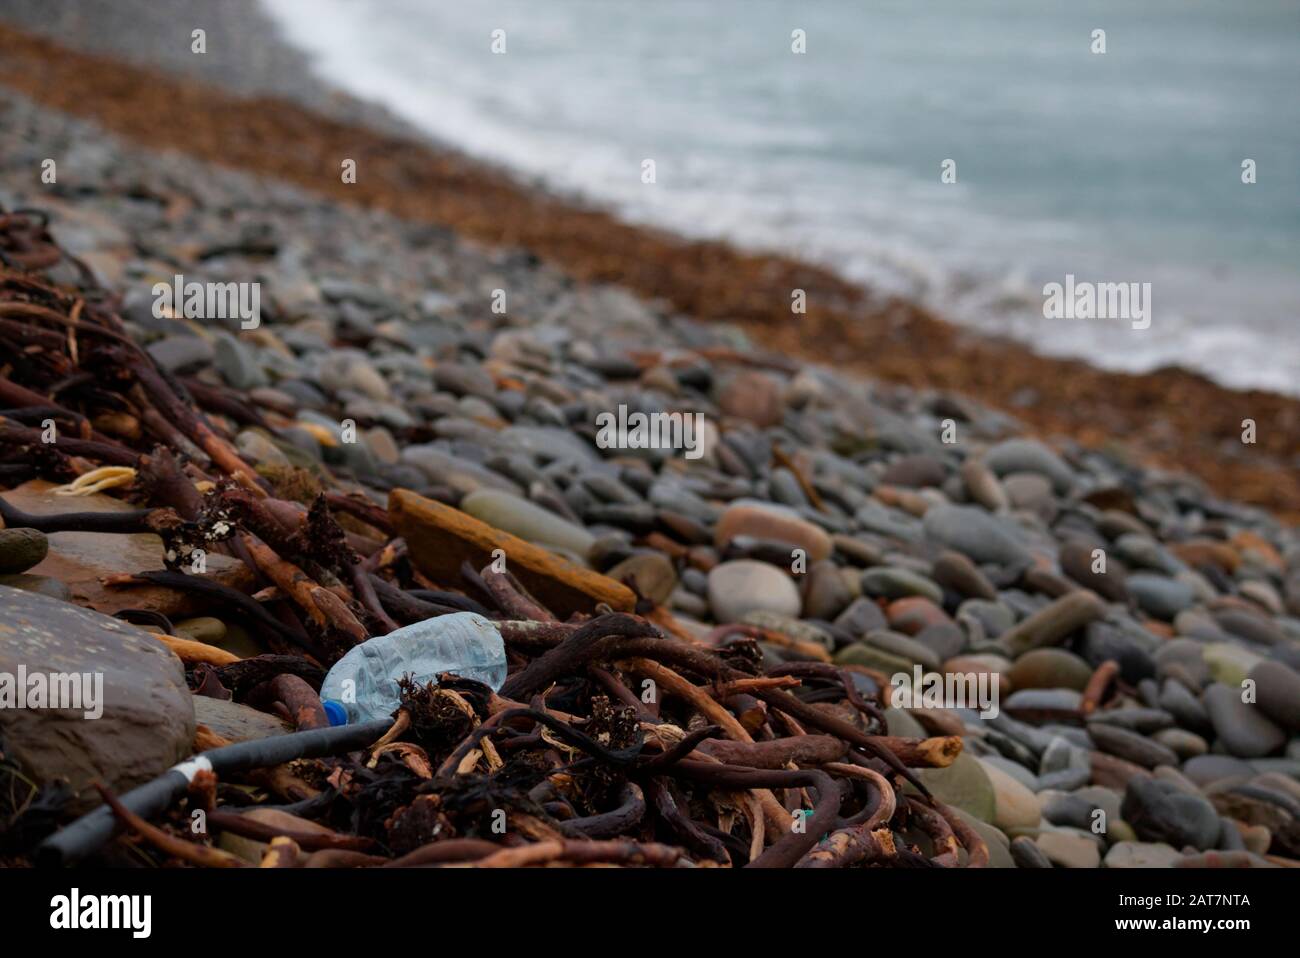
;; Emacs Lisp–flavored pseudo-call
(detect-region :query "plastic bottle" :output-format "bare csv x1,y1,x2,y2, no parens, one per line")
319,611,507,725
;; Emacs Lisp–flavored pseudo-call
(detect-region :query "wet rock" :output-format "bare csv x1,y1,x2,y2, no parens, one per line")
606,552,678,606
931,551,998,600
1059,540,1128,602
460,488,595,557
833,597,888,638
1,480,252,616
913,752,995,824
879,454,947,488
0,573,73,602
716,370,783,427
1087,724,1179,769
146,334,213,372
980,759,1042,830
1036,831,1101,868
1010,835,1053,868
1079,621,1156,684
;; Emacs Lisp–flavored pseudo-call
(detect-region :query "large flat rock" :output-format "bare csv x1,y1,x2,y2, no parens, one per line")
0,585,195,811
3,480,253,615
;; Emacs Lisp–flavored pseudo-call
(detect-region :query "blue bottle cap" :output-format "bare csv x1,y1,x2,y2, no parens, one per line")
322,700,348,727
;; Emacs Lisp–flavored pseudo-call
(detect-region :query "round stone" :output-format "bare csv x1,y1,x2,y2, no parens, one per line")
1008,648,1094,691
707,560,801,623
1249,660,1300,732
1126,573,1196,620
922,505,1032,567
714,500,832,562
0,527,49,575
1202,682,1286,758
979,759,1042,831
1121,777,1220,851
982,438,1076,492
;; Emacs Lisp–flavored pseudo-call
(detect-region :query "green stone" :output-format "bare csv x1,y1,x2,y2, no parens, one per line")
911,752,996,824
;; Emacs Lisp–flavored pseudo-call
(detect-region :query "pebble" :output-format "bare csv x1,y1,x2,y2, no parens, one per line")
1152,727,1208,759
860,566,944,603
1000,590,1107,657
0,527,49,575
460,488,596,558
959,459,1008,512
1087,723,1179,769
1008,648,1093,691
172,616,227,643
1127,572,1196,620
1121,777,1221,850
1010,836,1053,868
982,438,1076,493
1249,660,1300,732
707,559,801,623
714,500,832,562
922,505,1032,567
801,560,856,620
1202,682,1287,758
193,696,292,742
1035,831,1101,868
879,454,947,488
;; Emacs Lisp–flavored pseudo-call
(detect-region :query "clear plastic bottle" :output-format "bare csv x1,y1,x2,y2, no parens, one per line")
320,611,507,725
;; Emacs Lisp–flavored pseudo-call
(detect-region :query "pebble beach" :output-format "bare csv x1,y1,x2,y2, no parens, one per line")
1,1,1298,875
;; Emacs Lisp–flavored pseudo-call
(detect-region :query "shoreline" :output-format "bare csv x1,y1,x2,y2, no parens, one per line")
0,21,1295,520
